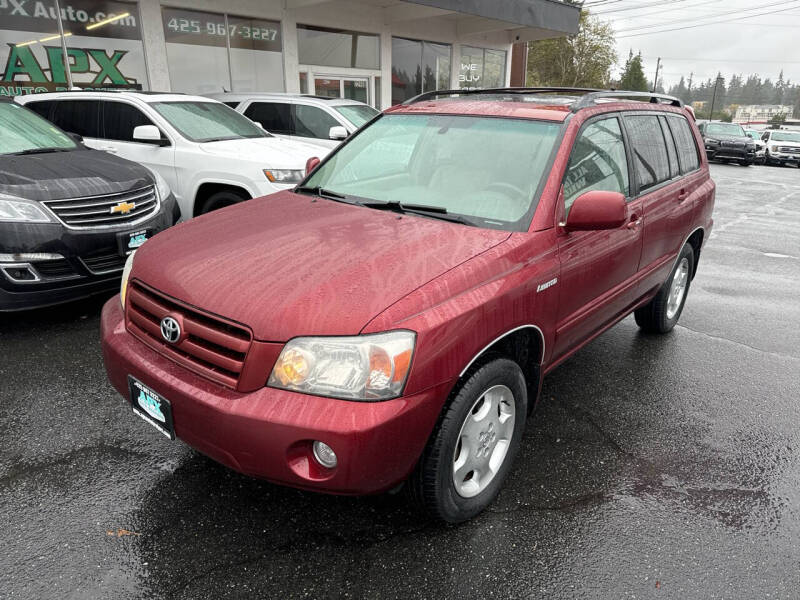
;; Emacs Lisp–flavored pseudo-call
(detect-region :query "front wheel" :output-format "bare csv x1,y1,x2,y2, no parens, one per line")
635,243,695,334
407,358,528,523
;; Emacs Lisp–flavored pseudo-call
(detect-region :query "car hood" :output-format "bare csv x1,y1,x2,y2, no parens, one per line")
770,139,800,147
0,147,152,201
132,190,511,341
198,136,329,167
706,134,751,142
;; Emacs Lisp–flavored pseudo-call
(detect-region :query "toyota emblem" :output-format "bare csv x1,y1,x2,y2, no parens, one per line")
160,316,181,343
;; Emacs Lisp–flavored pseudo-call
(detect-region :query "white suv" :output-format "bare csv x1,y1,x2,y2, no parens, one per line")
207,93,379,149
16,91,330,219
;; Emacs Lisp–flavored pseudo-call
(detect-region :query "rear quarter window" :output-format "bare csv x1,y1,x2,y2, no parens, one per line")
50,100,102,138
666,115,701,174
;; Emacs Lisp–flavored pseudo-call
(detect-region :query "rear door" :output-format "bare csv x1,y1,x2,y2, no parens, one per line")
98,100,177,194
627,112,700,296
553,114,644,359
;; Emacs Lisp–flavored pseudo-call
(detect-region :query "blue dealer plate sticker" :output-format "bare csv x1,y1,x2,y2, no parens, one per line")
117,229,152,256
128,376,175,440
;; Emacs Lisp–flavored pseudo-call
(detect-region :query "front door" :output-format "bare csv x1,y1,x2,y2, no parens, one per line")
553,115,644,361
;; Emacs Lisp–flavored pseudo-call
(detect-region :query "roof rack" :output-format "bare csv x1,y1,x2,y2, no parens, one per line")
403,87,683,111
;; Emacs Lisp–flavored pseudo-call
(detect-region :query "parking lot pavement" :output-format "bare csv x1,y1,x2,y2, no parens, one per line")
1,163,799,599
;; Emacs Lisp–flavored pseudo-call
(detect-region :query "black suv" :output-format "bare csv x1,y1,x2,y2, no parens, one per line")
698,121,756,166
0,100,179,311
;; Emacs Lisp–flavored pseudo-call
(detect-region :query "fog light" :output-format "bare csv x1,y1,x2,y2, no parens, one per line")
312,441,337,468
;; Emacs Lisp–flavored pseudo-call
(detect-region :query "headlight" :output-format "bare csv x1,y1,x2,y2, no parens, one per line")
268,331,416,400
148,169,171,200
120,251,136,309
263,169,304,184
705,137,720,145
0,194,53,223
770,144,780,153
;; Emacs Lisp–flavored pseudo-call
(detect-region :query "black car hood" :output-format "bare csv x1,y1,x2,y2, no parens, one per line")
707,134,750,142
0,147,152,202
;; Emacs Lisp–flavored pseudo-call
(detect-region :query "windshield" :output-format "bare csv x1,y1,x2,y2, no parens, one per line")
304,114,561,230
152,101,268,142
0,102,76,155
771,131,800,143
706,123,745,137
334,104,379,128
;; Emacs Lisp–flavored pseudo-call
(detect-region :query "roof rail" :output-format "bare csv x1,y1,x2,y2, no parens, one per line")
403,87,683,111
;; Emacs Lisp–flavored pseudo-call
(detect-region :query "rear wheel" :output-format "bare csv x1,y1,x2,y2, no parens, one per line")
635,243,695,334
197,189,249,215
408,358,527,523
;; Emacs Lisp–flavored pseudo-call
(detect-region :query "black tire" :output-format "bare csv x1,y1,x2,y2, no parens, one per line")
635,243,695,334
197,189,249,215
739,159,753,167
407,358,528,523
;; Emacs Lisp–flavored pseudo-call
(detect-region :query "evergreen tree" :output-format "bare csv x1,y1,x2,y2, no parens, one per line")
618,51,648,91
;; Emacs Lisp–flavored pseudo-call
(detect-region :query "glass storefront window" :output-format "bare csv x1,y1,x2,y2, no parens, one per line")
297,25,379,70
459,46,507,90
162,8,283,95
391,37,451,105
0,0,147,96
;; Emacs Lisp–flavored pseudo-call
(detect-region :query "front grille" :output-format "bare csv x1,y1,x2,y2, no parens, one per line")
126,282,252,389
779,146,800,154
42,186,158,228
81,251,127,274
32,259,75,278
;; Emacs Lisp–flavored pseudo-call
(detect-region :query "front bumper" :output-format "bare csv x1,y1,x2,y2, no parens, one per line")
100,298,448,495
0,193,179,311
705,146,755,162
766,150,800,163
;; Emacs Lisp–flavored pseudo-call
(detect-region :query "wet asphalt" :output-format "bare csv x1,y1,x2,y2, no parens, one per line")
2,163,799,599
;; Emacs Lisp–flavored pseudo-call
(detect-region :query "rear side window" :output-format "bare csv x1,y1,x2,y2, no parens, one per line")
50,100,101,138
24,100,56,121
624,114,670,192
563,116,630,213
103,102,156,142
244,102,293,135
294,105,339,139
659,116,680,178
667,115,700,173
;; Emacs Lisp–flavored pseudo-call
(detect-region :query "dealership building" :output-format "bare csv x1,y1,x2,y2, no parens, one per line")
1,0,579,109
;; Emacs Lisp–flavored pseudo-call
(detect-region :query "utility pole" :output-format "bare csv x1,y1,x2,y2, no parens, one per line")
652,57,661,93
709,75,722,121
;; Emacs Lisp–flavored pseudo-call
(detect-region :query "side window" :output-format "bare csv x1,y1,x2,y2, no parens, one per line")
666,116,700,174
102,102,156,142
563,116,630,214
25,100,55,121
243,102,293,135
624,114,670,192
761,132,769,142
659,116,680,178
50,100,101,138
294,105,340,139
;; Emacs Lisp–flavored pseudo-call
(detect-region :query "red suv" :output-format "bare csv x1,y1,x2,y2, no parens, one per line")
101,88,714,522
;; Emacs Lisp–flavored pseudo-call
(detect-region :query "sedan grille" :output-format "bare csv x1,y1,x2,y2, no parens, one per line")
126,282,252,389
42,186,158,228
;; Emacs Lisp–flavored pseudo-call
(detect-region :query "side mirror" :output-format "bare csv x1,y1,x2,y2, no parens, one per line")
564,190,627,232
328,125,348,141
133,125,168,146
305,156,321,176
66,131,83,144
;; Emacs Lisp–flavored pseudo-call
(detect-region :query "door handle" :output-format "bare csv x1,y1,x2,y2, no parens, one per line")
677,188,689,202
626,214,641,230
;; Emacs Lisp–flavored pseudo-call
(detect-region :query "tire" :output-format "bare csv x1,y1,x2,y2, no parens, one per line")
739,159,753,167
197,189,249,215
407,358,528,523
635,243,695,334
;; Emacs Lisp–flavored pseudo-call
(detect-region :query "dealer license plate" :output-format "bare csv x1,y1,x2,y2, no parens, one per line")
128,376,175,440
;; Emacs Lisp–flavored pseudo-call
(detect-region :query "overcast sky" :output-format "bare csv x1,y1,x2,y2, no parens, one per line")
586,0,800,93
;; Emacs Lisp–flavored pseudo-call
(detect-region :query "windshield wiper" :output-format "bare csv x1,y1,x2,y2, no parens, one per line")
202,136,240,143
294,186,350,202
13,147,72,155
361,200,475,226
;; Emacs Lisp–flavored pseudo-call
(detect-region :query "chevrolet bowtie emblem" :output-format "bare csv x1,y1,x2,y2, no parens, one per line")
110,201,136,215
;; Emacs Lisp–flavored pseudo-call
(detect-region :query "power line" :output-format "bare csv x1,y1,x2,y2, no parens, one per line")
615,0,799,33
617,2,800,37
593,0,697,15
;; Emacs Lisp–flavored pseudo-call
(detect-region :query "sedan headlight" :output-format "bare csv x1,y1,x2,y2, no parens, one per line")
263,169,304,184
120,251,136,309
268,331,416,400
149,169,171,200
0,194,53,223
